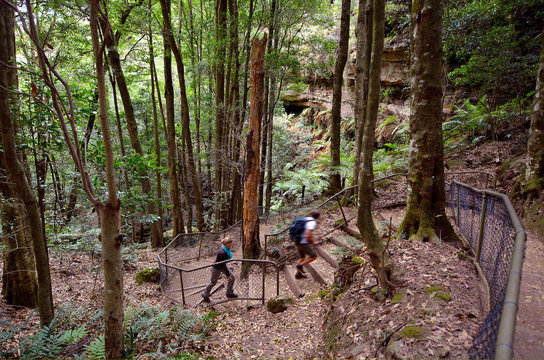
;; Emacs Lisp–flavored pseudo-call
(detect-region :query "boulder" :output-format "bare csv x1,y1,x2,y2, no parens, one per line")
266,295,294,314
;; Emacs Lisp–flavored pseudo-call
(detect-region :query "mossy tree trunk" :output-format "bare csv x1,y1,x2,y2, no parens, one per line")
243,35,267,262
329,0,351,193
352,0,373,189
515,25,544,227
397,0,458,243
356,0,396,294
0,0,54,326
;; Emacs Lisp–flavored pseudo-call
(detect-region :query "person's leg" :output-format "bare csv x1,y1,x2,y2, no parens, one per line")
202,267,220,299
226,268,237,297
295,245,306,274
300,255,317,266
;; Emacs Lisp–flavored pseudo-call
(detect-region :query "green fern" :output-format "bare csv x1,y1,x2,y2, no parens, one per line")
84,335,105,360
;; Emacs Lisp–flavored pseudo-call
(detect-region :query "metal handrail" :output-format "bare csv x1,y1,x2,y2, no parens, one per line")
450,180,525,360
158,257,280,306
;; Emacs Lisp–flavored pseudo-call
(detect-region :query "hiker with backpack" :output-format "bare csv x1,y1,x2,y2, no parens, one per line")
289,210,321,279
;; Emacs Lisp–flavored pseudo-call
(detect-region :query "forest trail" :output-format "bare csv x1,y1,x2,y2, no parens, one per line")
514,228,544,359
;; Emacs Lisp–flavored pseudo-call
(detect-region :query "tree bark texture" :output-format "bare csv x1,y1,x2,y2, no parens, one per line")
215,0,228,228
0,166,38,307
90,2,124,358
329,0,351,192
243,34,267,261
352,0,373,188
0,0,53,325
148,20,164,244
522,25,544,199
162,3,206,231
160,0,185,236
99,14,162,247
356,0,396,294
398,0,457,243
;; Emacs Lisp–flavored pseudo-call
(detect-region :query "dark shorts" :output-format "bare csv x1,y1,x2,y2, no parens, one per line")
296,243,317,258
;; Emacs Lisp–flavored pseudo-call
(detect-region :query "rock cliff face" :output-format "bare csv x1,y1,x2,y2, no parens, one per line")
281,41,410,121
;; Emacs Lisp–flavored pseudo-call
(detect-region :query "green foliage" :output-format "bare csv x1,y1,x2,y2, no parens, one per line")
0,305,104,360
444,0,544,100
124,304,217,357
81,335,105,360
443,94,532,150
373,145,409,176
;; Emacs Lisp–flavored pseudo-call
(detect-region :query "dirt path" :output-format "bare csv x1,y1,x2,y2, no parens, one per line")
514,228,544,359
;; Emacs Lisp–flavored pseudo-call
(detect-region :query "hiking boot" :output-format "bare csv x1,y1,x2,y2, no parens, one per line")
296,264,306,273
226,293,239,299
295,272,307,279
201,294,210,303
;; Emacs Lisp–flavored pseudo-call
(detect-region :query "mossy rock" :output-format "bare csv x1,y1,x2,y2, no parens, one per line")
399,326,427,339
267,295,294,314
425,285,444,293
135,267,160,285
437,293,452,302
391,291,403,304
457,252,469,260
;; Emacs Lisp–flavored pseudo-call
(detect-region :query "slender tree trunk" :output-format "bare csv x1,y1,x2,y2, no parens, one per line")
99,16,162,246
265,28,279,215
109,75,131,191
243,34,267,261
163,1,206,231
0,0,53,325
329,0,351,192
215,0,227,228
148,8,164,242
398,0,458,243
90,3,124,357
356,0,396,294
159,0,185,236
352,0,372,188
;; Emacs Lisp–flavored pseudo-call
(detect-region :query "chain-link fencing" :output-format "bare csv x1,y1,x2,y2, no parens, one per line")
448,180,525,360
158,223,280,306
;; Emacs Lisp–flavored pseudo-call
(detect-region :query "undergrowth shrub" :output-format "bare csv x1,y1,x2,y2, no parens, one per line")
0,304,216,359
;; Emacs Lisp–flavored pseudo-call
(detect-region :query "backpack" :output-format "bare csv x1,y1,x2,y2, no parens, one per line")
289,217,309,244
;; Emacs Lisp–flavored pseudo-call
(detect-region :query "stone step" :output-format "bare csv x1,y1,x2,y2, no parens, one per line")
304,263,327,285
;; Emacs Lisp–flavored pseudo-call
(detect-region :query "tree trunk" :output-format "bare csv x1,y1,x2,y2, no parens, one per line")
352,0,373,188
89,3,124,357
148,13,164,243
99,15,162,246
329,0,351,192
0,162,38,307
215,0,228,228
519,27,544,200
0,0,53,325
243,34,267,261
356,0,396,295
397,0,458,243
162,2,206,231
159,0,185,236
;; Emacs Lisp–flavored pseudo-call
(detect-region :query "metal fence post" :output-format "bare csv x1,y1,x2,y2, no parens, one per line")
456,182,461,226
337,197,348,226
476,193,488,263
179,269,186,306
262,262,266,305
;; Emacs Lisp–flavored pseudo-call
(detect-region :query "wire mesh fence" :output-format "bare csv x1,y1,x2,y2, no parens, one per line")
448,180,525,360
158,258,279,307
